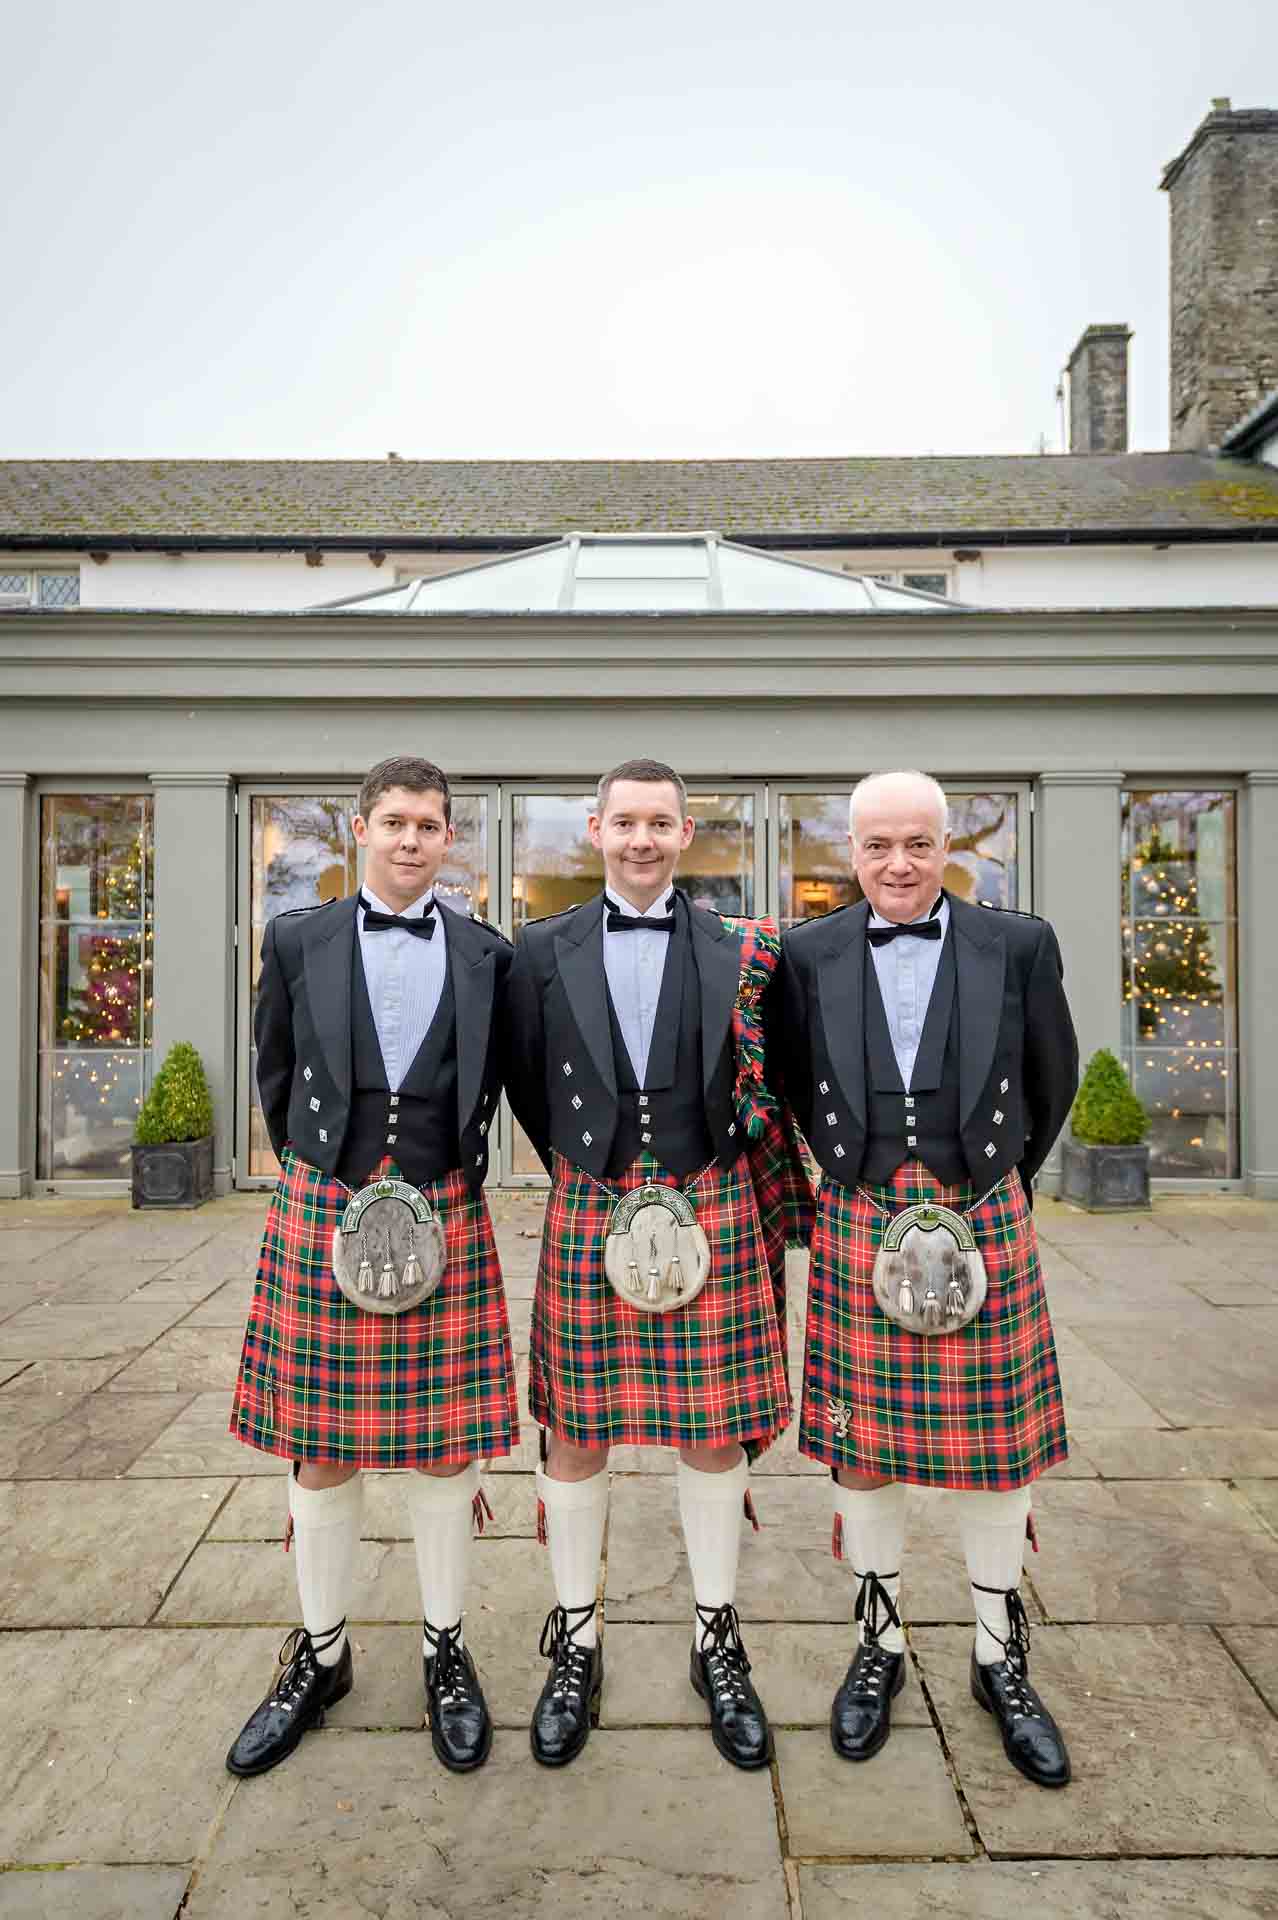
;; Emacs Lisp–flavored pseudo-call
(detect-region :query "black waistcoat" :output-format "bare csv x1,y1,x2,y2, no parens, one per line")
861,932,967,1185
604,915,715,1178
335,938,461,1188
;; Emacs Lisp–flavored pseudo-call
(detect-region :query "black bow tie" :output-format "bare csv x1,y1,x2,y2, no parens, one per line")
605,893,677,934
867,916,943,948
359,892,436,939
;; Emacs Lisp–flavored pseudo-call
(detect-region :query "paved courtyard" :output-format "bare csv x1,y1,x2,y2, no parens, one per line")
1,1189,1276,1918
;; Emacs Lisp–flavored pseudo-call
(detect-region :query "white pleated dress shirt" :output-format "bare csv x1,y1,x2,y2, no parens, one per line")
601,888,676,1085
357,886,447,1092
866,894,950,1091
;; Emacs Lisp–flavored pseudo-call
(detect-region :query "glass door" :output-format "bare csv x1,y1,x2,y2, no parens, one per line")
500,782,765,1180
235,783,498,1187
771,782,1030,928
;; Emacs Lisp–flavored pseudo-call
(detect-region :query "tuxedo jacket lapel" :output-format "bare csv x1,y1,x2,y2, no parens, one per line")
444,909,496,1132
303,895,358,1103
950,894,1005,1127
817,901,868,1130
554,894,616,1096
688,898,739,1094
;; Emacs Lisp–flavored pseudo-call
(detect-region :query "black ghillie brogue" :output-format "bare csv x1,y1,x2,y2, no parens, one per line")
830,1568,906,1762
969,1585,1071,1789
225,1621,352,1776
424,1620,493,1773
690,1601,771,1771
530,1602,603,1767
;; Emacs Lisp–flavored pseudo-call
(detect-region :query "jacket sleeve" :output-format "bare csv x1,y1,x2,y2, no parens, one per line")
502,932,552,1175
1020,920,1080,1189
253,916,294,1162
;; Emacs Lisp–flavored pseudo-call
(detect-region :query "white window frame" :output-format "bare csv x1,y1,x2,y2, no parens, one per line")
0,566,81,608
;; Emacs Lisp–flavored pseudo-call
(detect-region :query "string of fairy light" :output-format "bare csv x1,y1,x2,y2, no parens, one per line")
46,814,152,1120
1122,822,1232,1150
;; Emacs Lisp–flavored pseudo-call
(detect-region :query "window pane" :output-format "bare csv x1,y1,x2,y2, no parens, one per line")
436,793,489,921
902,572,949,596
37,571,80,608
779,789,1017,926
0,571,31,600
1121,790,1238,1179
38,796,153,1180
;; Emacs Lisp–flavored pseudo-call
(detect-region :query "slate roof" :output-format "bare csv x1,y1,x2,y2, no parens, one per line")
4,452,1278,548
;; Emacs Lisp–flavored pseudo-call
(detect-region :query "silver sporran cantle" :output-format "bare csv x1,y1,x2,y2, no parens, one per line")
603,1183,711,1315
870,1200,988,1336
331,1176,446,1316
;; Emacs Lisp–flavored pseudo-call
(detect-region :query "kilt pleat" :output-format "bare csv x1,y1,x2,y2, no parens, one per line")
230,1152,519,1468
530,1151,791,1452
799,1159,1068,1489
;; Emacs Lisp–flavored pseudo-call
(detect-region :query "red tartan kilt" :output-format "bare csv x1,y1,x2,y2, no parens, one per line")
530,1151,791,1452
799,1160,1068,1490
230,1151,519,1468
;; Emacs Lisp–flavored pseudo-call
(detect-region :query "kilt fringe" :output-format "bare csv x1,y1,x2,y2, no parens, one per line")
799,1160,1068,1491
231,1151,519,1469
530,1150,791,1453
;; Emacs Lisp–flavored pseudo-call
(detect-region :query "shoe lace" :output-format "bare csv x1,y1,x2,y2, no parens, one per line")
425,1621,472,1710
696,1602,753,1707
972,1584,1040,1719
539,1603,596,1703
268,1619,343,1713
848,1569,902,1696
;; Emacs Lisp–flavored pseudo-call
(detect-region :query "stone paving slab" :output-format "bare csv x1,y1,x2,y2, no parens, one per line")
1038,1253,1224,1325
13,1391,197,1480
774,1728,972,1858
0,1627,273,1865
0,1300,191,1362
44,1260,175,1305
0,1393,87,1477
1069,1427,1278,1479
600,1623,933,1729
180,1279,257,1326
1060,1313,1278,1427
799,1860,1278,1919
0,1358,129,1396
1047,1325,1166,1428
126,1391,279,1476
0,1479,233,1626
912,1625,1278,1856
1030,1479,1278,1623
0,1226,90,1262
149,1238,259,1283
606,1476,1044,1626
0,1868,192,1918
1220,1627,1278,1715
183,1730,785,1919
105,1326,243,1393
1187,1273,1278,1306
1236,1479,1278,1533
128,1273,237,1308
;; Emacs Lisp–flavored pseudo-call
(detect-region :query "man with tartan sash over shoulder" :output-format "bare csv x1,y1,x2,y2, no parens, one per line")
503,759,796,1771
225,756,518,1778
776,770,1077,1789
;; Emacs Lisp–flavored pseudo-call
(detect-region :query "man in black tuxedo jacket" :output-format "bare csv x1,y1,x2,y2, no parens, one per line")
226,756,517,1780
776,770,1077,1790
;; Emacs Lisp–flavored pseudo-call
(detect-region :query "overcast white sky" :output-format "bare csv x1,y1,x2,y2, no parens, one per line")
4,1,1274,460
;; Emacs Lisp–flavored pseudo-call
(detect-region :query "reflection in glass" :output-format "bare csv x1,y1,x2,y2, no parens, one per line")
1121,791,1238,1178
38,796,154,1179
247,792,489,1175
779,790,1018,926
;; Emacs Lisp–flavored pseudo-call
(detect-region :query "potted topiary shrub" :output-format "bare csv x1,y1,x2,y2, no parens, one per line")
131,1041,216,1209
1060,1047,1151,1212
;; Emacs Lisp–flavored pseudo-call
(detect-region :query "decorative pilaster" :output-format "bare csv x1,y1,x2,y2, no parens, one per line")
149,774,236,1194
0,775,33,1196
1242,773,1278,1198
1033,773,1125,1192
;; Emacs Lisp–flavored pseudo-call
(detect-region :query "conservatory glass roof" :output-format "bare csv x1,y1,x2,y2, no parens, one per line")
317,533,966,614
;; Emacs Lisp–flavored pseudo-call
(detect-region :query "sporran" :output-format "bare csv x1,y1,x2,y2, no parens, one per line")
603,1182,711,1315
866,1192,994,1337
331,1175,446,1316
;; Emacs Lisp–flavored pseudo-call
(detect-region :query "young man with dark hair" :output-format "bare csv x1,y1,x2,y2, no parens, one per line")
226,754,517,1778
504,758,797,1772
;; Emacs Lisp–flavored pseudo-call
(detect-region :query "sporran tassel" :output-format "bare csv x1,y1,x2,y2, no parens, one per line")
922,1290,943,1331
669,1255,684,1296
646,1268,662,1304
379,1262,397,1298
944,1278,966,1320
401,1251,424,1291
898,1279,916,1317
356,1257,375,1293
627,1260,643,1295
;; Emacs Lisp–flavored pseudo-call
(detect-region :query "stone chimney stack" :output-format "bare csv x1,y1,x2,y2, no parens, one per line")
1067,325,1132,452
1161,100,1278,450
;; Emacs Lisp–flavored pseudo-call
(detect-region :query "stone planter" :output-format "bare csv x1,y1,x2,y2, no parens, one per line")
131,1135,215,1209
1060,1133,1151,1212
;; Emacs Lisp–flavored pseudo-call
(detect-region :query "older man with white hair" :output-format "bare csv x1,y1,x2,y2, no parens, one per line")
775,769,1078,1789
